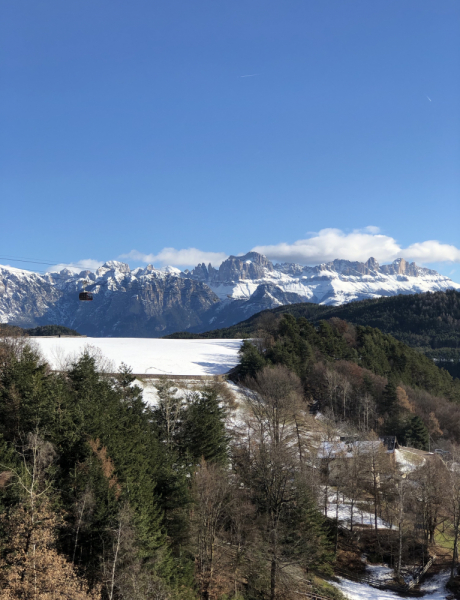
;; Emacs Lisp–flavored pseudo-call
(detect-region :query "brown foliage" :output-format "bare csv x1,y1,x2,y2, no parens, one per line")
396,386,415,413
0,498,100,600
88,439,121,497
0,471,12,488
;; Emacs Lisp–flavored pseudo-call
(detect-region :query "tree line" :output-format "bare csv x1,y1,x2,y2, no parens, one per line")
0,337,336,599
169,290,460,379
3,314,460,599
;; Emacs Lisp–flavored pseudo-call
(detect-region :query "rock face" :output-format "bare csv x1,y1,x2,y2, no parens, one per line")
1,254,459,336
0,263,218,336
191,252,274,283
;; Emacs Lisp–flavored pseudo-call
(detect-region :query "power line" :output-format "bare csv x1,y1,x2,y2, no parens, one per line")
0,256,99,272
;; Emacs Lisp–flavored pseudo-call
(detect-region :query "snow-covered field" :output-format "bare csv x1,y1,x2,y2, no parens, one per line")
31,337,242,376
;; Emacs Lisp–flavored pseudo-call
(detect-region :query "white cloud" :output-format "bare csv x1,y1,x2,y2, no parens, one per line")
252,228,460,266
48,259,104,273
400,241,460,263
359,225,380,234
113,230,460,272
120,248,228,267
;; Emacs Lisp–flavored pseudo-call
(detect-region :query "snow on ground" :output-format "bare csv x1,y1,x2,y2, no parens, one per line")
31,337,243,376
395,448,426,473
335,570,451,600
325,490,394,530
364,565,393,581
419,571,452,599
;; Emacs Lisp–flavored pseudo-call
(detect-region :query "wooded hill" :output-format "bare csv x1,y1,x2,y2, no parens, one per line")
167,290,460,378
235,312,460,446
0,323,82,336
2,315,460,598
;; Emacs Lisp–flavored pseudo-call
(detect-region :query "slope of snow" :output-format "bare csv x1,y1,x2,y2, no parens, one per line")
335,570,450,600
207,266,460,305
324,490,394,530
31,337,242,376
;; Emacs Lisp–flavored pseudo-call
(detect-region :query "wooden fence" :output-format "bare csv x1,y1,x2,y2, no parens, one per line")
52,371,226,381
407,555,436,589
334,558,435,594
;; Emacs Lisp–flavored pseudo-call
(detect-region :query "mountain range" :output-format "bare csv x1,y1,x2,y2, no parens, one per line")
1,252,459,337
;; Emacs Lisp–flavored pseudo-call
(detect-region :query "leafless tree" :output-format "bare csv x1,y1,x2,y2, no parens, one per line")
154,380,183,447
191,459,232,600
446,447,460,577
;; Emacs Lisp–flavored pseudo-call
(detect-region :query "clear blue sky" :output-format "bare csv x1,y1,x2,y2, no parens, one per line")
1,0,459,278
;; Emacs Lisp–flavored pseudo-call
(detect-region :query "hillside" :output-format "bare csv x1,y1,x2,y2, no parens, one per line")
166,290,460,378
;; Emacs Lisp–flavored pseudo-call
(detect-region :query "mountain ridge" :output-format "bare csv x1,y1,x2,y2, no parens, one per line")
1,252,459,336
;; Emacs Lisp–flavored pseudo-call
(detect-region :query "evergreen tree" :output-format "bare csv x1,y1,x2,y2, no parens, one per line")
181,387,229,465
403,415,430,450
238,340,266,379
380,380,399,416
281,479,334,575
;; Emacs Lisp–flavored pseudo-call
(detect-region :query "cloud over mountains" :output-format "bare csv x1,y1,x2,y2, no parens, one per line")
120,248,228,267
121,228,460,269
253,228,460,266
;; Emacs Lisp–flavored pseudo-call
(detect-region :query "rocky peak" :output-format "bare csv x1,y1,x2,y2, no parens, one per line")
380,258,419,277
58,268,76,279
275,263,304,276
365,257,380,271
217,252,274,282
306,258,381,276
190,263,210,281
96,261,131,277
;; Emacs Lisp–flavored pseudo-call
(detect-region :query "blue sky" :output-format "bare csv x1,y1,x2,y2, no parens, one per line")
1,0,459,279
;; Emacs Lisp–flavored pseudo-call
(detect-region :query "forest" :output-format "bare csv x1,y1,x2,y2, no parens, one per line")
168,290,460,379
1,315,460,599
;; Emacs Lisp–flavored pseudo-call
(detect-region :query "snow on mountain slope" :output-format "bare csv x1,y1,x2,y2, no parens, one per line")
1,252,459,336
191,253,459,306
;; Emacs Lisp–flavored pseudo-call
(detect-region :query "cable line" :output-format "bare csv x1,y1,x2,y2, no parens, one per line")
0,256,98,271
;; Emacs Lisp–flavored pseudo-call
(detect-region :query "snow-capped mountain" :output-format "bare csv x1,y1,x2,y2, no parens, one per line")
1,253,459,336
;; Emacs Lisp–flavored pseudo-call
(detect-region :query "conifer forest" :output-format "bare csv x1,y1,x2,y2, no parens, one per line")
1,314,460,599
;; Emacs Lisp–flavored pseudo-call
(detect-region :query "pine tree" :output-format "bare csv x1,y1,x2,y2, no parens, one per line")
381,380,399,416
403,415,430,450
181,387,229,465
238,340,266,379
281,478,333,575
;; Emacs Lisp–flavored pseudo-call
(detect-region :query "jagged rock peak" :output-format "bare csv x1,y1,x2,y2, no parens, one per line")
217,252,274,281
380,258,437,277
95,261,131,277
323,259,380,276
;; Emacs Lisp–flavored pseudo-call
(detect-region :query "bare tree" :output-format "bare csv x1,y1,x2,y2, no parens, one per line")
191,460,232,600
153,379,183,447
72,486,96,565
446,448,460,578
338,376,352,421
361,436,394,539
244,365,304,449
358,392,376,432
410,457,448,546
324,369,341,419
239,366,328,599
